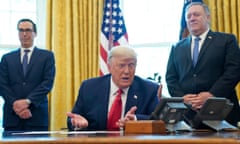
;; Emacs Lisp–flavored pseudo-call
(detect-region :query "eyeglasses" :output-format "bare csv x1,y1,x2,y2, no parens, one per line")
18,28,34,33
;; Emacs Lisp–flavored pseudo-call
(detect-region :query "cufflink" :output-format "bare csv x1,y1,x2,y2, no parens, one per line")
26,99,31,105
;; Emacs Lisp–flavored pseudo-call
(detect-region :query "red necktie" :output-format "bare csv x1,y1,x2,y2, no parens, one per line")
107,89,123,131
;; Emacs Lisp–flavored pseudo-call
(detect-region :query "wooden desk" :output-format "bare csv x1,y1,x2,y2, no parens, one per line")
1,131,240,144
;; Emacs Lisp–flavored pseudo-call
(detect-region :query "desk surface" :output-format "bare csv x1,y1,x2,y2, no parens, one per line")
1,130,240,144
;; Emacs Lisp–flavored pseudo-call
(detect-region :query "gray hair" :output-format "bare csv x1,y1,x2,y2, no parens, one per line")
107,45,137,64
185,2,210,16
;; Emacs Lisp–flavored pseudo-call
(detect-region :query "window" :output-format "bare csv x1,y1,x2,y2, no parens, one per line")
123,0,184,96
0,0,46,131
0,0,46,48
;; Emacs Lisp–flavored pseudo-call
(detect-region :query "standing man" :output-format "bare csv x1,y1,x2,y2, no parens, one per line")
0,18,55,131
67,45,160,131
166,2,240,126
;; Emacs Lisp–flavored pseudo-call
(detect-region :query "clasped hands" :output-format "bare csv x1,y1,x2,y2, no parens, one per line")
13,99,32,119
183,91,213,110
67,106,137,130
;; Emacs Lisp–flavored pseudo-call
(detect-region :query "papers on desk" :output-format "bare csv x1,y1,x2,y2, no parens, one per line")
12,131,59,135
60,131,120,134
12,131,120,135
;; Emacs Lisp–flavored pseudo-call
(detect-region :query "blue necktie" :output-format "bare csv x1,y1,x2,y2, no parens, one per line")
193,37,201,67
22,49,30,76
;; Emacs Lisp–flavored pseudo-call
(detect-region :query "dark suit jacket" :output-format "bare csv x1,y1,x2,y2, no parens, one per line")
67,74,159,131
0,47,55,128
166,31,240,126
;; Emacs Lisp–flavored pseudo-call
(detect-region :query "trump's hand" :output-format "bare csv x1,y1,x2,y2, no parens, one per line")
118,106,137,128
67,112,88,130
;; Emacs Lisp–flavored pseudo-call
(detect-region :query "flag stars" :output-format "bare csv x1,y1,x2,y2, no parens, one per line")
118,20,123,25
105,11,110,16
111,27,116,33
101,0,127,41
119,12,123,17
104,18,110,24
104,27,109,33
112,11,117,17
113,3,118,9
107,3,111,8
112,19,116,25
117,28,122,34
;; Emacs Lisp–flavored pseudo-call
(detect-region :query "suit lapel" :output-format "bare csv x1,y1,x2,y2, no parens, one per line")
182,37,194,69
100,75,111,125
125,83,138,114
197,31,214,67
13,48,23,76
185,37,192,66
15,49,25,76
25,47,38,76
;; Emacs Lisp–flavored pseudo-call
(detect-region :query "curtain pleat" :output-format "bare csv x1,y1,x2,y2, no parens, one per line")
46,0,103,130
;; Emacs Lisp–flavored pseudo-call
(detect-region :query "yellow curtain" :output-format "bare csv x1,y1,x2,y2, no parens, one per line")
204,0,240,100
46,0,104,130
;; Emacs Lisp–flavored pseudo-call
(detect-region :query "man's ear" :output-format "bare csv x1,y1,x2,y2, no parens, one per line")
34,32,37,38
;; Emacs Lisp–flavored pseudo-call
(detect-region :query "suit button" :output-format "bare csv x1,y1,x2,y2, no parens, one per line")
193,74,197,77
22,82,26,85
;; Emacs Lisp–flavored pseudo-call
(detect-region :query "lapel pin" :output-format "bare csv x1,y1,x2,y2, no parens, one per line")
134,95,138,99
208,36,212,39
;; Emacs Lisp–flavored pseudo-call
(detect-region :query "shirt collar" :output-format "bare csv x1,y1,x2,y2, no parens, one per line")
192,28,209,41
21,46,34,53
110,77,128,95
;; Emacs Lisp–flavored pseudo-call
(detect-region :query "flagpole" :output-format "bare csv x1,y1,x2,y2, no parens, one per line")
108,0,113,50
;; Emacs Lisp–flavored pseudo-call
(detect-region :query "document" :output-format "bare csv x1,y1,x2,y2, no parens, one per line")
11,131,120,135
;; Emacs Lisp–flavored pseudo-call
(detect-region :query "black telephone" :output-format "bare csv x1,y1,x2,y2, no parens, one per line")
183,97,237,131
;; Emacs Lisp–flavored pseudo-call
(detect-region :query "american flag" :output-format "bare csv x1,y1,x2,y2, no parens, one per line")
99,0,128,75
179,0,203,40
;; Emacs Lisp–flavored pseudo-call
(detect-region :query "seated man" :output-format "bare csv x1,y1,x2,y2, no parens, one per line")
67,45,160,131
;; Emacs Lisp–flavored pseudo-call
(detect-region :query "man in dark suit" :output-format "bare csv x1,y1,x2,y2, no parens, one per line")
67,45,160,131
0,18,55,131
166,2,240,126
